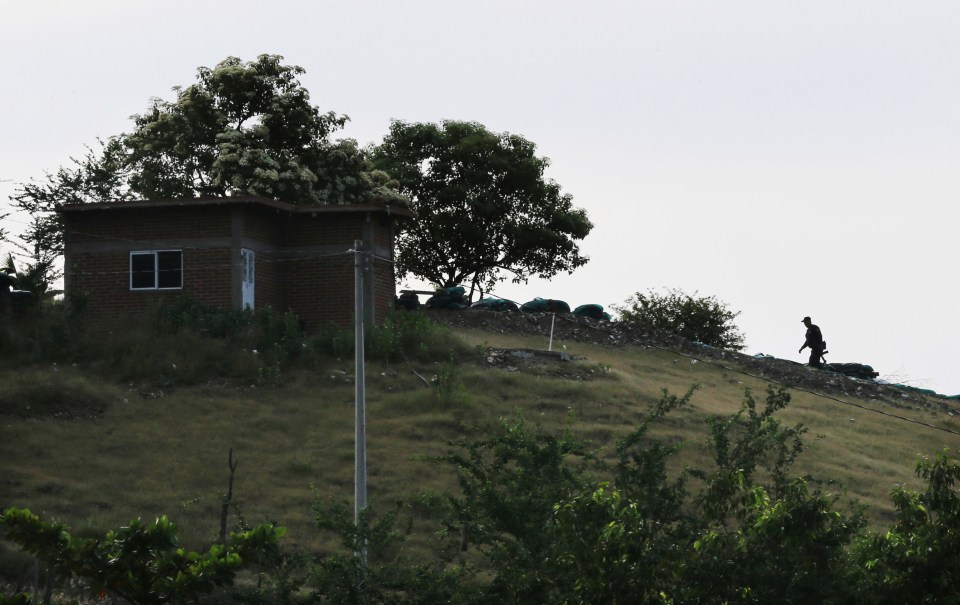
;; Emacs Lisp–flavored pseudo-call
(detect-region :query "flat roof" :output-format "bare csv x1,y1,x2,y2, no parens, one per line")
57,195,416,219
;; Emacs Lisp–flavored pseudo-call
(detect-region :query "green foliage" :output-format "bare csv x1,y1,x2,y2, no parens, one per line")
159,297,309,369
371,120,593,293
5,368,960,603
0,508,284,605
0,298,470,390
409,386,877,604
313,311,470,364
692,386,807,522
615,287,746,350
310,499,466,604
429,415,594,602
0,593,30,605
430,360,471,408
686,478,860,604
846,449,960,604
11,54,402,256
0,298,292,385
367,312,465,363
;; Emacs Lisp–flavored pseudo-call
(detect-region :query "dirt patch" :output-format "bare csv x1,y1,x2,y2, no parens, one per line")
483,347,612,381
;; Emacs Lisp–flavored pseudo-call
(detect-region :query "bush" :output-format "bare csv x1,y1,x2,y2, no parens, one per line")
368,312,464,363
0,509,284,605
615,287,746,350
317,311,472,364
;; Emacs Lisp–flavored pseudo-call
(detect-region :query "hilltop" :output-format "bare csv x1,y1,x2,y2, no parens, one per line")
426,308,958,412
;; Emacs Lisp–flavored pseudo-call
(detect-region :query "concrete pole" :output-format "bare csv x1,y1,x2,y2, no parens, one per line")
353,240,368,564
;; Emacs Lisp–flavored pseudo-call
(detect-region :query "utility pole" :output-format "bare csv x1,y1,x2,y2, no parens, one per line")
353,240,368,565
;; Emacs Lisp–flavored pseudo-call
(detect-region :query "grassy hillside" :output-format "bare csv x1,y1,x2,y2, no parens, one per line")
2,307,959,560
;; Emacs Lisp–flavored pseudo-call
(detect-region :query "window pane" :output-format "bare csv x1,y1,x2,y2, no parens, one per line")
131,253,155,289
157,251,182,289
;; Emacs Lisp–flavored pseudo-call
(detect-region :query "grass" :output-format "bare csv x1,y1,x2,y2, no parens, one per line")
2,309,959,561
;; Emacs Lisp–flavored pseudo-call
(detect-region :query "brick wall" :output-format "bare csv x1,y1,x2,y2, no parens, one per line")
67,248,231,318
66,205,233,244
61,201,404,330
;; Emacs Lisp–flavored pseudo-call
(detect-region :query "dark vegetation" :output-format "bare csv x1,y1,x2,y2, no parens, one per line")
371,120,592,294
0,298,466,391
615,287,746,351
2,301,960,604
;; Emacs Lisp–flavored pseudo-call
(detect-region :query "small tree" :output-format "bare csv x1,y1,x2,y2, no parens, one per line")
615,287,746,350
846,449,960,604
0,508,284,605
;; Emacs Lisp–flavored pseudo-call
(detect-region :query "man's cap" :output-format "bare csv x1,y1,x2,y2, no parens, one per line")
801,316,811,323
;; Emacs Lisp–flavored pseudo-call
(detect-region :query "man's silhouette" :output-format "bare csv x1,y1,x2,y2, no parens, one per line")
799,316,826,368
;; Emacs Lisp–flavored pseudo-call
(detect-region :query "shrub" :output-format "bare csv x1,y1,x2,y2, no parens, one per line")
0,509,284,605
319,311,473,364
845,449,960,604
615,287,746,350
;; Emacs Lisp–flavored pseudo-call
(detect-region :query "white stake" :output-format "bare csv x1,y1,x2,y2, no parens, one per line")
549,313,555,351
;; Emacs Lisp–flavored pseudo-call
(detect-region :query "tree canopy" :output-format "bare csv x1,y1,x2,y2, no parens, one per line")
12,54,400,256
371,120,593,294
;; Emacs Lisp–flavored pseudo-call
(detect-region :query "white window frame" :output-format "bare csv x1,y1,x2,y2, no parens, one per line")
130,250,183,291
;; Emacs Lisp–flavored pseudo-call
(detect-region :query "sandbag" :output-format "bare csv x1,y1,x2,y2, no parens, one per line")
573,304,611,321
471,297,519,312
520,297,571,313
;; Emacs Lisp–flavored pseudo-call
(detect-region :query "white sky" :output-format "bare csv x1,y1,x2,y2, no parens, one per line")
2,1,958,394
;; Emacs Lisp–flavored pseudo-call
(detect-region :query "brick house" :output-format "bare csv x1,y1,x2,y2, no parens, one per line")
59,196,414,328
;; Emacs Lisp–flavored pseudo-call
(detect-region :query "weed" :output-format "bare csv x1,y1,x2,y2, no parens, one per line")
433,359,470,407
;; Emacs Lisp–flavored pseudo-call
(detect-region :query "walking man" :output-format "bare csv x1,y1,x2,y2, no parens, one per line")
799,316,826,368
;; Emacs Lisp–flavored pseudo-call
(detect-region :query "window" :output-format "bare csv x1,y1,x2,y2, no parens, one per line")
130,250,182,290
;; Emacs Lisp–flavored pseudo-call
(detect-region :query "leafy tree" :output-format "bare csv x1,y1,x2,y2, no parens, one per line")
11,54,402,256
428,415,595,603
310,499,468,604
615,287,746,350
678,386,862,604
371,120,593,295
846,449,960,604
414,386,873,604
544,388,699,604
0,508,284,605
